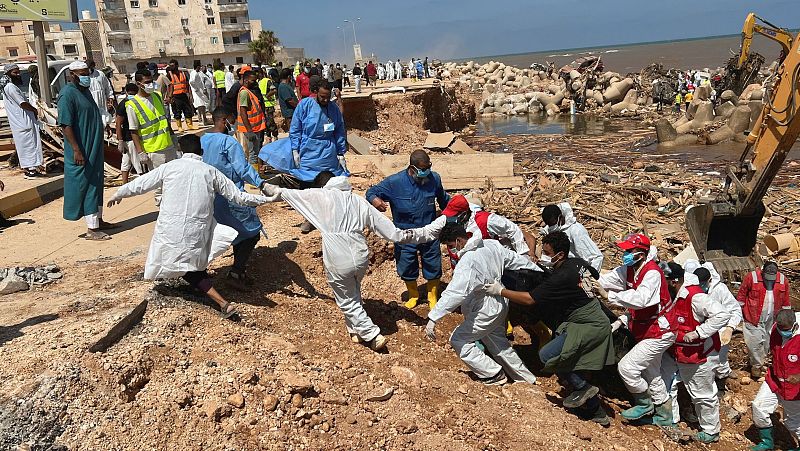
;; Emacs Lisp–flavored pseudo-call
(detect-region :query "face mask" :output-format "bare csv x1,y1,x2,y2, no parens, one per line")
225,119,234,135
143,83,156,94
780,328,794,339
622,251,642,267
539,254,554,269
78,75,91,87
701,283,710,294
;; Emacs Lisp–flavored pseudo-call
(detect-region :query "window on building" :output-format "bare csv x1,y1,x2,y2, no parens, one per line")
130,0,139,7
206,17,215,25
137,41,147,49
8,48,17,57
148,0,158,6
181,18,189,27
184,38,192,48
63,44,78,55
204,0,212,3
210,36,218,44
178,0,186,4
151,20,160,28
232,36,240,44
3,26,12,34
27,24,33,31
133,21,143,29
235,56,243,64
229,17,238,24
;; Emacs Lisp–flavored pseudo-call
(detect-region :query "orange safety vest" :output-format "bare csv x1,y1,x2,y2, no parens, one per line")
236,87,266,133
169,71,189,96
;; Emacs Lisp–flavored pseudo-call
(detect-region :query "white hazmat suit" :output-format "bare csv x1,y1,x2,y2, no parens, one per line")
108,153,267,280
428,239,539,383
268,177,426,342
540,202,603,271
189,69,211,109
661,272,731,435
600,246,675,404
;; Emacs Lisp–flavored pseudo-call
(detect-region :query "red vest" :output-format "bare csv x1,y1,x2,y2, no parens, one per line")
626,260,672,341
766,326,800,401
668,285,721,364
447,212,494,268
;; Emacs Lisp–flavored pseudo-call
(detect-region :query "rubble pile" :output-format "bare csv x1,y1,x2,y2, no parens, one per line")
656,83,765,146
0,265,62,295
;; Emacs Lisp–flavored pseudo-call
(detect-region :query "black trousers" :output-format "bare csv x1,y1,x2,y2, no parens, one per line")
171,94,194,120
183,270,212,292
232,234,260,273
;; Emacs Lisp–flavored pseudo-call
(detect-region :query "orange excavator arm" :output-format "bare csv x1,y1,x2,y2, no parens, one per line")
739,13,793,68
686,15,800,272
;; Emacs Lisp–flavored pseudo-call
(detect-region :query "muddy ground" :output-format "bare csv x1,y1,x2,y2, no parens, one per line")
0,86,795,451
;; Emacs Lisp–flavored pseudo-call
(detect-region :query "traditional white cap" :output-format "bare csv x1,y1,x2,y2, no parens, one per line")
68,60,88,71
3,63,18,72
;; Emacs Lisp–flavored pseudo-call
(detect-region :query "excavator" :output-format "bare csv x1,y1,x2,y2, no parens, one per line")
737,13,793,69
685,13,800,273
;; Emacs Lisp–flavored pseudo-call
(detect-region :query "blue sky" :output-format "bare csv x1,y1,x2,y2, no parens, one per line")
78,0,800,61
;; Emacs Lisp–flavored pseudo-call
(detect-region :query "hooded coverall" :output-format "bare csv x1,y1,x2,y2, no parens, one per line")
428,239,539,383
540,202,603,272
289,97,348,182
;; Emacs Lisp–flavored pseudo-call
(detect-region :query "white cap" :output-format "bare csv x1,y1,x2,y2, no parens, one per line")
68,60,88,71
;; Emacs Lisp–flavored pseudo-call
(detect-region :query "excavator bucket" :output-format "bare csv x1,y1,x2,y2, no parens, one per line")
685,203,764,273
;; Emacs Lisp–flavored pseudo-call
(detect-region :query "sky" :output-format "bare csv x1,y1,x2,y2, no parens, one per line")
77,0,800,62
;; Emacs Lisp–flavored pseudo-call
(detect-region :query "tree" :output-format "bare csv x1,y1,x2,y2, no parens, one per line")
249,30,280,65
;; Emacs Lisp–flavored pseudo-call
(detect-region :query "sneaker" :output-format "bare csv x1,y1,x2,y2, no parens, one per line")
369,334,387,351
479,371,508,386
563,384,600,409
23,170,42,180
589,405,611,427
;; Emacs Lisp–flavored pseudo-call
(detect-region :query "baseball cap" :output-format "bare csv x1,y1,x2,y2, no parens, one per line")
442,195,470,217
616,233,651,251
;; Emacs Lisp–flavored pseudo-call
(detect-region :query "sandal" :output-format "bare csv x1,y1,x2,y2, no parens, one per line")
219,302,238,319
84,231,111,241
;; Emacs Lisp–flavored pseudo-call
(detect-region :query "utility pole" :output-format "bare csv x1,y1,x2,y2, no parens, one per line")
32,21,52,104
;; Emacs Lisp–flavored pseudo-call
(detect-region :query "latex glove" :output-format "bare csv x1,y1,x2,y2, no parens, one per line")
483,280,504,297
719,326,734,346
683,330,700,343
338,154,348,172
260,182,280,197
425,319,436,341
292,149,301,167
611,320,623,332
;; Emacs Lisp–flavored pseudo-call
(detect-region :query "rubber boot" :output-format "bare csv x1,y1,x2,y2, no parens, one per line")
695,431,719,444
621,393,654,421
751,427,774,451
650,401,673,427
173,119,183,132
426,278,439,309
506,322,514,336
404,281,420,309
186,117,197,130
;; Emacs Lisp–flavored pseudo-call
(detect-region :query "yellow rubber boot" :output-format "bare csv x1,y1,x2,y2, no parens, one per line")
532,321,553,350
186,117,197,130
506,322,514,336
404,281,420,309
173,119,183,132
426,278,440,309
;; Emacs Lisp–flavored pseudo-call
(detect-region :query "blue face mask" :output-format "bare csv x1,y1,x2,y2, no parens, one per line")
622,251,642,267
701,283,710,294
78,75,91,88
780,329,794,339
415,168,431,178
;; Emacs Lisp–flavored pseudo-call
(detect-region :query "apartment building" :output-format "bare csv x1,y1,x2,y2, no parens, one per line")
0,21,88,61
95,0,254,74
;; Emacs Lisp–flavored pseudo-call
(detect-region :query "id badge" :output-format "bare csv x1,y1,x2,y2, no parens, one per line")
323,122,335,132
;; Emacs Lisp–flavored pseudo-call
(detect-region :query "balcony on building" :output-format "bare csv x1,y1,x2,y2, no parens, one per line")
221,22,250,33
107,29,131,39
218,0,248,13
100,0,128,17
223,42,250,52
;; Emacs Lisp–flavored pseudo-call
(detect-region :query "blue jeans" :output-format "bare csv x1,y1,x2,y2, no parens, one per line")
539,331,588,390
394,241,442,281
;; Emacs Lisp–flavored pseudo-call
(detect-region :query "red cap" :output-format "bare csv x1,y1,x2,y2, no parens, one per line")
442,195,470,217
616,233,651,251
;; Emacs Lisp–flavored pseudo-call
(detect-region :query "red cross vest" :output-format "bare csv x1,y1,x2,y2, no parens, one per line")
668,285,721,364
626,260,672,341
766,325,800,401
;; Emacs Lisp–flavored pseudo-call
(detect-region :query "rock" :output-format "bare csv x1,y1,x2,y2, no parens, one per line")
365,386,394,402
263,394,279,411
457,384,469,394
740,376,752,385
226,393,245,409
291,393,303,408
610,89,639,114
0,278,29,295
631,161,646,170
203,400,232,422
395,419,418,434
346,414,357,424
321,389,348,405
321,421,331,432
174,391,192,408
391,366,421,388
575,426,592,441
281,373,314,395
652,439,665,451
676,101,715,133
748,100,764,130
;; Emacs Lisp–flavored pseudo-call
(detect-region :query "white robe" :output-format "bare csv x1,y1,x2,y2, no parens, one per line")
386,61,395,80
88,69,113,126
189,70,210,108
108,153,267,280
3,82,42,169
395,62,402,80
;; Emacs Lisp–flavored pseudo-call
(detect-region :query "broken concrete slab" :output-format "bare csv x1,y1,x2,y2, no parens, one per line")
88,298,148,353
0,278,29,295
448,139,476,154
423,131,456,150
347,134,376,155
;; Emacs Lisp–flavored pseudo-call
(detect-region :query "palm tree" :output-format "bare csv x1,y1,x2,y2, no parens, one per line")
249,30,280,65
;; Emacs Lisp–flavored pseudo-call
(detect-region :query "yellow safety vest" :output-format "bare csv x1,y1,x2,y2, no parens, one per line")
259,78,276,108
129,93,173,154
214,70,226,88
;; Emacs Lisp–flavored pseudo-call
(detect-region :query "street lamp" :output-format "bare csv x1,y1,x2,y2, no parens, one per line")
343,18,360,44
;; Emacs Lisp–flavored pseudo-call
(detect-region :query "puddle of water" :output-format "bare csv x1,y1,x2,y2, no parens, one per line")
475,114,624,136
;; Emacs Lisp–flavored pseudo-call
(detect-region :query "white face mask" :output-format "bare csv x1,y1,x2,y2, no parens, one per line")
539,254,555,269
143,82,156,94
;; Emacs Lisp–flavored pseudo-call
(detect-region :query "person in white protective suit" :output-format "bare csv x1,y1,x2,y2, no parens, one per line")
749,309,800,451
599,233,675,426
386,60,395,81
394,60,403,81
106,134,268,318
424,222,539,386
684,259,743,387
189,62,211,126
661,267,731,444
87,60,114,127
260,173,428,351
540,203,603,272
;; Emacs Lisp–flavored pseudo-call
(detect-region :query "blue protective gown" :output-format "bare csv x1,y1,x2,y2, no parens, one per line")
416,61,425,78
289,97,348,181
201,132,264,244
365,170,450,280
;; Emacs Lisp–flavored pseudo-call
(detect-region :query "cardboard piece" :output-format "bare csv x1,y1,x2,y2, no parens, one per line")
423,132,456,150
